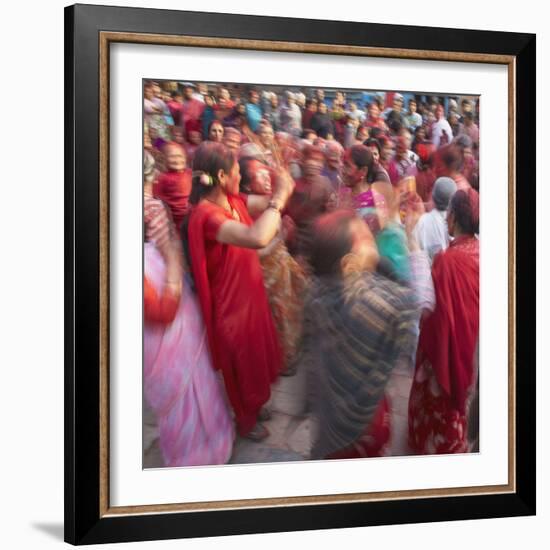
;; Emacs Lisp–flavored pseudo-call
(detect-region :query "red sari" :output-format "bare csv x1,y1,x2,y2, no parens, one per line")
153,169,192,232
187,195,282,436
408,235,479,454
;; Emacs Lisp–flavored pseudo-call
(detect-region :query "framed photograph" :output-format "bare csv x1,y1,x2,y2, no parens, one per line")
65,3,536,545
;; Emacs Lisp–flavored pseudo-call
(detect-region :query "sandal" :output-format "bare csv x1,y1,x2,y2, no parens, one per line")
244,423,270,442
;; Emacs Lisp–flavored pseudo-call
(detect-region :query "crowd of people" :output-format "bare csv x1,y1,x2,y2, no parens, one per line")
143,80,480,466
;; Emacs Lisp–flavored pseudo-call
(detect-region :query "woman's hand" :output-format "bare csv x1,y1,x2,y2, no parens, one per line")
272,169,295,206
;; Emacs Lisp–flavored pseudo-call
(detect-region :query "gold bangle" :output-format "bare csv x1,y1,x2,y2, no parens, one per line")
268,199,282,213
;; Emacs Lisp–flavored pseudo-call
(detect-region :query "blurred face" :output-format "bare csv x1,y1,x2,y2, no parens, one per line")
164,145,186,171
144,86,154,100
326,149,342,170
316,89,325,101
144,132,152,149
318,102,327,114
409,101,417,113
247,160,272,195
302,155,324,178
357,127,369,142
381,141,394,161
400,130,413,150
220,161,241,197
435,105,444,119
368,103,380,118
204,95,214,107
367,145,380,163
188,130,202,145
223,131,241,152
259,125,274,147
416,126,426,141
396,138,408,159
198,84,208,96
209,123,224,142
342,150,366,187
219,88,230,102
153,84,162,99
349,218,379,273
171,128,184,144
183,87,194,100
462,101,472,114
270,95,278,108
393,99,403,112
249,91,259,104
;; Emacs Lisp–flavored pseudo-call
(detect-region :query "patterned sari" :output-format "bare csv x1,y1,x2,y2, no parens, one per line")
260,239,307,371
408,235,479,454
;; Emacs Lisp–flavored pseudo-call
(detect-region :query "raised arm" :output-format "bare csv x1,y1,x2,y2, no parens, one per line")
216,171,294,248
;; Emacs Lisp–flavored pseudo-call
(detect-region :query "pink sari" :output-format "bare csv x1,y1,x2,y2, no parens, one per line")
144,243,234,466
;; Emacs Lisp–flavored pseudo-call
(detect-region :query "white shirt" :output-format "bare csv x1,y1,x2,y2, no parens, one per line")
432,117,453,148
413,209,451,263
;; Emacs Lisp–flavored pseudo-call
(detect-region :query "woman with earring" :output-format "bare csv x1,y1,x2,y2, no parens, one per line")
303,210,418,460
184,141,294,441
143,151,234,466
408,188,480,454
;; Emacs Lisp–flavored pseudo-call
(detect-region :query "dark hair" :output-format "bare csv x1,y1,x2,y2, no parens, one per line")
302,128,317,139
350,144,374,168
437,144,462,173
449,188,479,235
309,210,357,277
171,90,182,99
364,138,381,154
189,142,235,205
370,127,384,140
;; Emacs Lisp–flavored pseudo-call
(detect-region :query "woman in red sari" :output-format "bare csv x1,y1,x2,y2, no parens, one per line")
185,142,294,441
408,188,479,454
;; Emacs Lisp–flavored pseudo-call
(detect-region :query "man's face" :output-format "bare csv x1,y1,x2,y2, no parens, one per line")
435,105,444,120
409,101,417,113
183,87,194,100
393,99,403,112
303,155,324,178
249,91,259,104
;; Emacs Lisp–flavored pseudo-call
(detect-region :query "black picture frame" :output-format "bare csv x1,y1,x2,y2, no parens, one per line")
65,3,536,545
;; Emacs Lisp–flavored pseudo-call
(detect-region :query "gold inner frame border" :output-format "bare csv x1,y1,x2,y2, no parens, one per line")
98,31,516,517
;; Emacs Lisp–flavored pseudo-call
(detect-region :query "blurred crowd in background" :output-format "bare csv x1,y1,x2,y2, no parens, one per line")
143,79,480,467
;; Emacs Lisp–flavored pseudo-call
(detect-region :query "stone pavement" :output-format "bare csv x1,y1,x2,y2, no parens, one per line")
143,360,415,468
